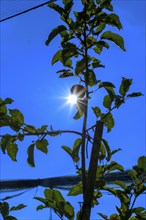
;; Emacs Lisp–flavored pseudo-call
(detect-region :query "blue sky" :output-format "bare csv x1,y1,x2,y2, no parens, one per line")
0,0,146,219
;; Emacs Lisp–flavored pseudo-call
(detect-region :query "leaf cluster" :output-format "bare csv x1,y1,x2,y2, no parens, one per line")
0,202,26,220
35,188,74,220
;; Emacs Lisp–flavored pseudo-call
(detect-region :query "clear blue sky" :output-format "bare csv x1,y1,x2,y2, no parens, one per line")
0,0,145,219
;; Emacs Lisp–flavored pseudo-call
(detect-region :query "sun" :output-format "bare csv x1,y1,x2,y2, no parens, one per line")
67,94,78,105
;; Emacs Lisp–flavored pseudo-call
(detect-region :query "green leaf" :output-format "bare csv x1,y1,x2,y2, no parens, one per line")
10,204,26,211
72,138,82,162
127,92,143,98
91,58,104,69
73,110,84,120
106,13,122,30
17,133,24,141
99,81,115,88
9,109,24,125
138,156,146,171
133,207,145,215
106,161,124,172
111,148,121,156
87,70,97,87
0,202,9,217
57,69,74,78
99,143,106,160
37,125,47,133
7,143,18,161
109,214,120,220
0,104,7,117
103,95,112,110
64,202,74,219
134,184,146,197
101,113,114,132
100,0,113,11
98,213,108,220
128,169,140,184
53,189,65,203
92,106,101,118
36,139,48,154
24,125,37,133
36,205,45,211
94,22,106,35
101,31,126,51
4,216,17,220
114,180,127,190
68,182,83,196
102,139,111,161
34,197,47,204
119,77,132,96
48,2,66,18
63,0,73,15
27,144,35,167
75,58,87,75
2,98,14,105
97,40,109,49
44,188,53,200
62,145,72,160
46,25,67,46
0,134,12,154
52,50,62,65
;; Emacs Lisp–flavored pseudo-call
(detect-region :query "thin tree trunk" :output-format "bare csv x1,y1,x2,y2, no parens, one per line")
81,121,104,220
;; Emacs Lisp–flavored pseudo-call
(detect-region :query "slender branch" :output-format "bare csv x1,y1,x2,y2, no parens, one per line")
0,130,83,138
130,195,137,210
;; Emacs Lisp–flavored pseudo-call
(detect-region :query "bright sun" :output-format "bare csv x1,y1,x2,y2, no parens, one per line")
67,94,78,105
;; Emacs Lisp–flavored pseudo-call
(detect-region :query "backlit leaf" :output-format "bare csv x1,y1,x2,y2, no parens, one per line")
0,134,12,154
10,204,26,211
9,109,24,125
36,205,45,211
73,110,84,120
72,138,82,162
114,180,127,190
102,139,111,161
119,77,132,96
99,81,115,88
2,98,14,105
101,113,114,132
92,106,101,118
127,92,143,98
75,58,86,75
48,3,65,18
62,145,72,159
106,13,122,30
101,31,126,51
36,139,48,154
68,182,83,196
103,95,112,110
52,50,62,65
27,144,35,167
0,202,9,217
138,156,146,171
7,143,18,161
98,213,108,220
106,161,124,172
87,70,97,87
53,190,65,203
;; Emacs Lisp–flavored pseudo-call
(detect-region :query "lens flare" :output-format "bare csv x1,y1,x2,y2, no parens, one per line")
67,94,78,105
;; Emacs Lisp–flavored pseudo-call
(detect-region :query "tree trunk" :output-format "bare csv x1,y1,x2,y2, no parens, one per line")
81,121,104,220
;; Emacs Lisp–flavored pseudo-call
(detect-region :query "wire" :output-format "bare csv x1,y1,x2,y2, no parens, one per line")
0,0,56,22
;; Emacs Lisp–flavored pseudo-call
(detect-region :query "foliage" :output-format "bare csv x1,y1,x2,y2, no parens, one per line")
0,0,145,219
0,202,26,220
